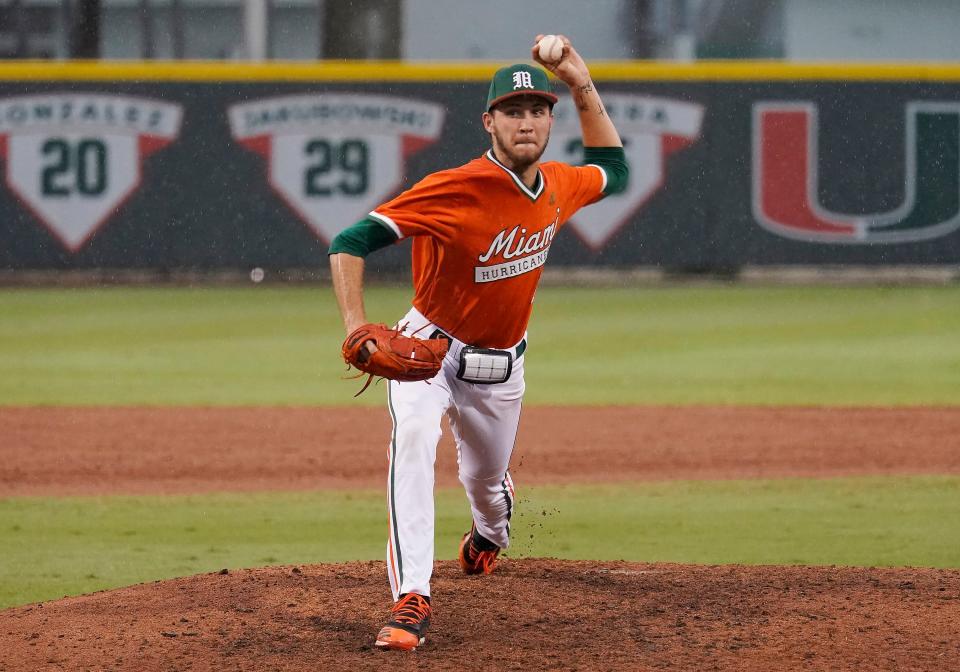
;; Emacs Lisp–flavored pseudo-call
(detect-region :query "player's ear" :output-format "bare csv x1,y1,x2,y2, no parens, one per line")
481,111,494,132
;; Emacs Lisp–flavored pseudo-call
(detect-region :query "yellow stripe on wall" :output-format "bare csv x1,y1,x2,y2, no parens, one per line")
2,60,960,82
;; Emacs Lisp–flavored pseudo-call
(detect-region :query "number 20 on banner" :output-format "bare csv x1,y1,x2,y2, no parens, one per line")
40,137,109,197
0,94,183,252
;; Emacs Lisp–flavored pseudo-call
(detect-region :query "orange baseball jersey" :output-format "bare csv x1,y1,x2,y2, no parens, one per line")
369,150,607,348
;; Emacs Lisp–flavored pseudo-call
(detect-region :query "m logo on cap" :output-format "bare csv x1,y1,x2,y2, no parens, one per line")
512,71,534,90
487,64,558,111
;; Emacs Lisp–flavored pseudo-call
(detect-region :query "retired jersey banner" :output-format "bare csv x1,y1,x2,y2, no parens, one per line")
228,94,444,243
0,94,182,253
542,93,704,250
1,73,959,270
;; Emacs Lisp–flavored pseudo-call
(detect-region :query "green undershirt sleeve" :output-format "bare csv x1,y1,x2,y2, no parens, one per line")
583,145,630,196
327,216,400,258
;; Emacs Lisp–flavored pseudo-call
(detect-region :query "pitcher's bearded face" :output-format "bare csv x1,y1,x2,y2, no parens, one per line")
483,96,553,171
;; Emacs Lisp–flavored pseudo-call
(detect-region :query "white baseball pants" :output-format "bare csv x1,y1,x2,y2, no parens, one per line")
385,307,524,600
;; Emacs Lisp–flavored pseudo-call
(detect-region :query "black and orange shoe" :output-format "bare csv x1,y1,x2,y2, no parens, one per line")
374,592,431,651
458,523,501,575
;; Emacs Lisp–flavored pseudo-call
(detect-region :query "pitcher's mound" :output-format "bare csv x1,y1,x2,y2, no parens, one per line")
2,559,958,671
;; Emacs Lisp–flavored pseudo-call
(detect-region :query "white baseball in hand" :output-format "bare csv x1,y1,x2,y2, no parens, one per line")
537,35,564,64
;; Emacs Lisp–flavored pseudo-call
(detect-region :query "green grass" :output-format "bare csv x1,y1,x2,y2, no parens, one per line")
2,475,958,608
1,285,958,405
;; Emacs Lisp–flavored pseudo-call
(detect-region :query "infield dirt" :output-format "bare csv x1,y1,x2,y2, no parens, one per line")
2,406,959,496
1,405,959,671
2,560,959,671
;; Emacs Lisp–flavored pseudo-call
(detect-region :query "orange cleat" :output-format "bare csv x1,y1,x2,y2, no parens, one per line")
375,592,431,651
458,523,501,575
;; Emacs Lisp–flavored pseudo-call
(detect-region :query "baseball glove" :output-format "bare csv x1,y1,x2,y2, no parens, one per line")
341,322,448,396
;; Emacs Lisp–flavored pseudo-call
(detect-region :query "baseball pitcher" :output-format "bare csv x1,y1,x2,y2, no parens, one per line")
329,34,629,651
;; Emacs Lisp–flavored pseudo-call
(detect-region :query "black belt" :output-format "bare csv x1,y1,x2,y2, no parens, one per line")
430,329,527,358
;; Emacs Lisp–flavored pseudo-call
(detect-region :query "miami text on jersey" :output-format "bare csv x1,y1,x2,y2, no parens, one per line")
475,208,559,283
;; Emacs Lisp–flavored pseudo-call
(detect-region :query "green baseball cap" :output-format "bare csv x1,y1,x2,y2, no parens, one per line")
486,64,558,111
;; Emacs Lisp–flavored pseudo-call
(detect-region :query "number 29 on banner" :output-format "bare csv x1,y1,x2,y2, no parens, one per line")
229,94,445,243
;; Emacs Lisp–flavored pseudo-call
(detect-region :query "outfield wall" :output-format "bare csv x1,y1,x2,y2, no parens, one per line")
1,61,960,273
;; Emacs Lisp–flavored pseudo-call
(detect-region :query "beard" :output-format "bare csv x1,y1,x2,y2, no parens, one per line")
490,126,550,173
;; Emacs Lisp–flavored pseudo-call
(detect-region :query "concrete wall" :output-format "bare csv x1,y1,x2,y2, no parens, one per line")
5,0,960,61
401,0,634,60
785,0,960,61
